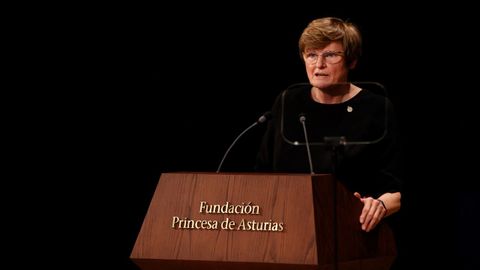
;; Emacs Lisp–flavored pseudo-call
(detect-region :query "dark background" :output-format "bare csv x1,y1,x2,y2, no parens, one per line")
45,3,478,269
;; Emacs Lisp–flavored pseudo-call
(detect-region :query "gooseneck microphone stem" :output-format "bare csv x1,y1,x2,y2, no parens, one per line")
216,112,271,173
216,122,258,173
299,115,314,175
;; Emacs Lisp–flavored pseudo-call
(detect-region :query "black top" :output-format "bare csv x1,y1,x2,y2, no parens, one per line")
255,83,402,197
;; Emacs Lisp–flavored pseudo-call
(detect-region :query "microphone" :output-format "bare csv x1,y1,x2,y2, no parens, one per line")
299,113,314,174
216,111,272,173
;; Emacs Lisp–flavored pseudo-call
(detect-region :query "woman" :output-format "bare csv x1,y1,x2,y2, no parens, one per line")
255,17,402,232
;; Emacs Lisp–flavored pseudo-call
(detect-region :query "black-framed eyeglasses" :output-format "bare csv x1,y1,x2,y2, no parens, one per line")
304,50,344,65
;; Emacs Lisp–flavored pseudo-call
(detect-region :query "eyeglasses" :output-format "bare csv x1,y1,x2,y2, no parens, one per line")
304,50,344,65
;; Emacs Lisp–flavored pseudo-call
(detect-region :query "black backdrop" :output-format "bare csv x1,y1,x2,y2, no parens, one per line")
62,3,479,270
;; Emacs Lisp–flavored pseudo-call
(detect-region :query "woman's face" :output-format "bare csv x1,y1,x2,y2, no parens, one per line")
303,41,355,89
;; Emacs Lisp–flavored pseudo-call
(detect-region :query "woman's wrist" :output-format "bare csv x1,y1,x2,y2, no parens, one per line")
377,199,387,214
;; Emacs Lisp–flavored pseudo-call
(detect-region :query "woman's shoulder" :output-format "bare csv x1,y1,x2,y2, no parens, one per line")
271,83,311,105
279,83,311,100
354,87,391,105
285,82,311,93
353,88,396,117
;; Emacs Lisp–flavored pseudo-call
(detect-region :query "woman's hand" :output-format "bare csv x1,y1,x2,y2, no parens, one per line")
354,192,387,232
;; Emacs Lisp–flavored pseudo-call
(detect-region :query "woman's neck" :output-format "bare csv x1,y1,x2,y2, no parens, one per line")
311,83,361,104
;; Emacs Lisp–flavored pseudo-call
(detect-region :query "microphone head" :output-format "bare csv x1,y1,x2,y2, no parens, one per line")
257,111,272,123
299,113,306,122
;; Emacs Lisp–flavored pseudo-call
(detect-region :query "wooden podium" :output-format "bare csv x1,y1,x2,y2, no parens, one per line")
130,172,396,270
